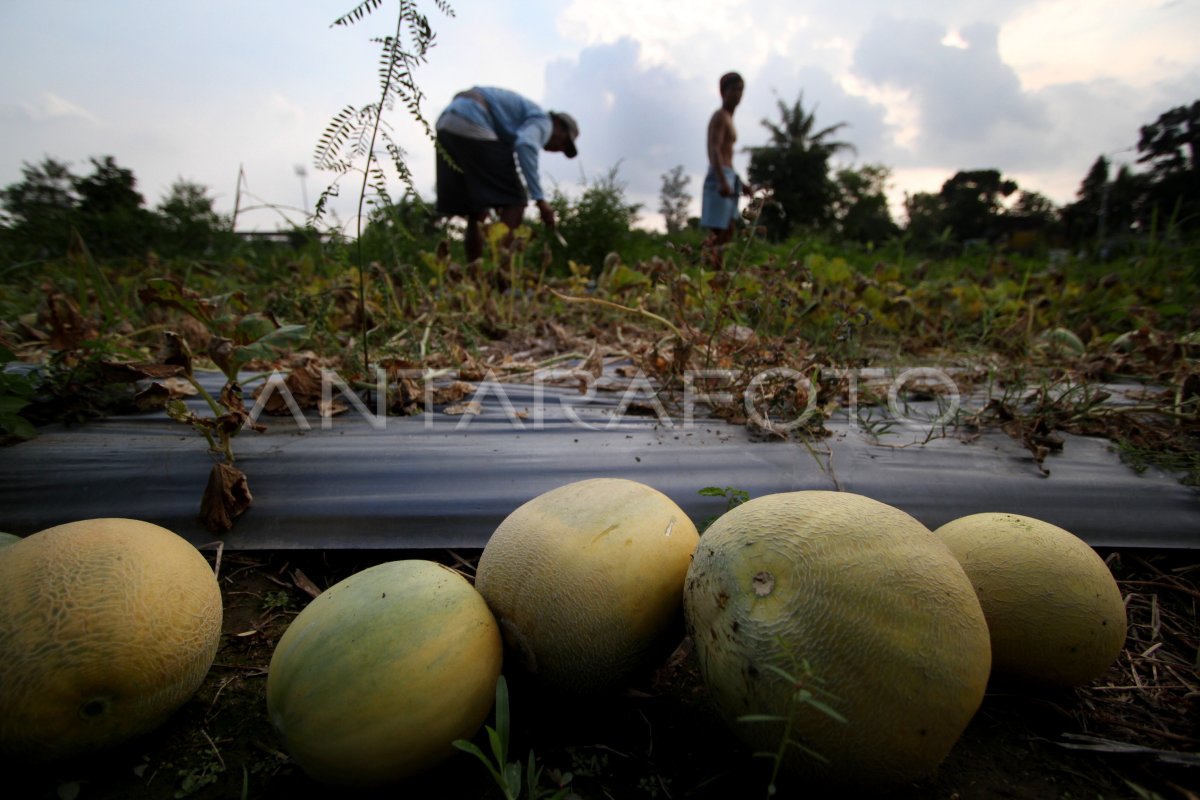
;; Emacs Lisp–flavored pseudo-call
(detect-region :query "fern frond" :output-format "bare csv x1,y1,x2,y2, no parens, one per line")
313,105,361,170
332,0,385,27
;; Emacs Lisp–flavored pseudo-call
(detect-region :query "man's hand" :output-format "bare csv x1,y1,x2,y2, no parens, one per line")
536,199,556,230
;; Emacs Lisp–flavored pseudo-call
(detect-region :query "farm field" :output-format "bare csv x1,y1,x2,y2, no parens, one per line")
1,230,1198,799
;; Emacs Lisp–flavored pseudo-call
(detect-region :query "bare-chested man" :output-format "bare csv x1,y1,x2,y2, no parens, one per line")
701,72,752,257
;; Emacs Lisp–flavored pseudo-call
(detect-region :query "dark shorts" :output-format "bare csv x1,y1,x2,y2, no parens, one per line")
435,131,526,216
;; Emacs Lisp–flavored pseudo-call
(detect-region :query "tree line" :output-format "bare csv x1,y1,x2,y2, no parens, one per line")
2,98,1196,266
663,95,1199,254
0,156,242,263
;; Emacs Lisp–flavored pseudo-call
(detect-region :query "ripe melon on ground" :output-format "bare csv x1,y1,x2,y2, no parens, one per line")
933,512,1127,688
684,491,991,788
475,478,699,694
267,559,502,788
0,518,223,762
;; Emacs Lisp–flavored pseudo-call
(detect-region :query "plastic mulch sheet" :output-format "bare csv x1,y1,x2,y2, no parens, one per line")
1,371,1196,550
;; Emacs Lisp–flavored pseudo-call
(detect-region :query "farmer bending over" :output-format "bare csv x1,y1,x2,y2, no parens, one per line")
701,72,752,263
435,86,580,263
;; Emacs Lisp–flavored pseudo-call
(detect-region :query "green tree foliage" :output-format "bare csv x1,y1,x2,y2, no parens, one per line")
156,180,234,257
831,163,899,244
904,169,1019,249
356,191,440,265
658,165,692,236
1136,99,1199,231
1061,156,1145,251
746,94,855,240
551,165,642,272
1061,156,1110,244
0,156,162,260
0,157,241,262
73,156,157,256
0,159,79,259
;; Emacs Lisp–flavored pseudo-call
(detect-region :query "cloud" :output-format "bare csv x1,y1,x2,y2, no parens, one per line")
541,38,712,218
746,58,892,165
3,92,103,126
853,18,1048,168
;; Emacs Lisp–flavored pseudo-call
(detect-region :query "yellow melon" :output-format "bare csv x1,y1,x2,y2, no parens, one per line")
267,560,502,788
0,532,21,548
0,518,222,761
684,491,991,788
933,512,1127,687
474,478,699,694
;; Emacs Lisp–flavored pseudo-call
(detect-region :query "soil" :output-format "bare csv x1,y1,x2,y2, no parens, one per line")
5,548,1198,800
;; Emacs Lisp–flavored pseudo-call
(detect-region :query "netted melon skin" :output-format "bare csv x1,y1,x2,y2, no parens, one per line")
475,478,699,694
0,518,223,762
684,491,991,788
934,512,1128,687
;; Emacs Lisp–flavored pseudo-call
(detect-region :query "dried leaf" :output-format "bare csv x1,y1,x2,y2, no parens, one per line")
161,331,195,374
291,568,322,600
430,380,475,405
443,400,482,416
133,381,171,411
199,462,253,533
99,361,186,384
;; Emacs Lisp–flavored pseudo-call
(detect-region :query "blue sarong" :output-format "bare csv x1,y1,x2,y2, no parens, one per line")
700,166,740,230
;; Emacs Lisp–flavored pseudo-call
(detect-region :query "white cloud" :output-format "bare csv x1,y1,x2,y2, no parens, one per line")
1,0,1198,233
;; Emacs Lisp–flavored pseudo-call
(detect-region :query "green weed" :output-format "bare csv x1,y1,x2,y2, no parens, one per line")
452,675,573,800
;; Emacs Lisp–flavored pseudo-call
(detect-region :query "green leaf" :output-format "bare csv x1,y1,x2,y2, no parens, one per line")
451,739,505,787
229,324,310,374
502,761,522,798
138,277,215,324
486,726,506,773
804,697,848,724
0,414,37,439
0,396,33,415
233,314,278,346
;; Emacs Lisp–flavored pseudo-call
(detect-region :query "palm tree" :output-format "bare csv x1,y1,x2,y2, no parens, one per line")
747,93,856,240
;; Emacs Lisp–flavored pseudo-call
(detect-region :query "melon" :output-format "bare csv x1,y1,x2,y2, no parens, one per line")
474,478,699,694
267,559,502,788
0,518,222,762
933,512,1127,687
684,491,991,788
0,532,21,548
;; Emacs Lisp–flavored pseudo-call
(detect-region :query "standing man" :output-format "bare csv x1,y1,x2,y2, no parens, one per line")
701,72,752,260
435,86,579,263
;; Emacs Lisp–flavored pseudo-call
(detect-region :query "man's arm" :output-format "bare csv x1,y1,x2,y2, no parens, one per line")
706,110,732,196
514,117,556,227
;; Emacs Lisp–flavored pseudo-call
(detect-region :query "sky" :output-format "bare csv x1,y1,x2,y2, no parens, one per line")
2,0,1198,234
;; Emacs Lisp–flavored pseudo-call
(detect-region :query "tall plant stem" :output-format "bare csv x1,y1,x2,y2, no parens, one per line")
354,8,408,377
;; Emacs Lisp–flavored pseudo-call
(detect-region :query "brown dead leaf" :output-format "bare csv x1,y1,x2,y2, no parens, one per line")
443,400,482,417
430,380,476,405
132,382,172,411
99,361,187,384
252,361,326,415
291,568,322,600
199,462,253,533
580,345,604,378
41,287,96,350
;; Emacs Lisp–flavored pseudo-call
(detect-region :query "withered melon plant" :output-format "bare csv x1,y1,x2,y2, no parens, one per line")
122,278,310,533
